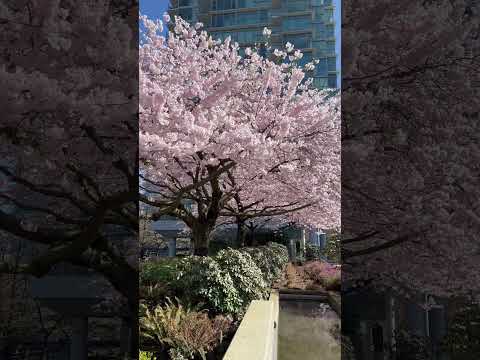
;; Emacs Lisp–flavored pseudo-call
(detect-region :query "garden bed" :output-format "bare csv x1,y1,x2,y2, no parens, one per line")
275,261,340,293
139,242,289,360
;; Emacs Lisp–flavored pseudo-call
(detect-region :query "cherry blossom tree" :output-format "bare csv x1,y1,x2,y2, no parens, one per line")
342,0,480,300
140,16,340,255
0,1,139,357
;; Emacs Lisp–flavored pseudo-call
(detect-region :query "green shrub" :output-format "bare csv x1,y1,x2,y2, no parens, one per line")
140,282,173,308
240,242,289,286
304,261,341,291
140,258,179,286
393,330,433,360
215,248,269,304
321,233,341,263
241,246,274,284
140,299,232,360
208,238,236,256
323,275,341,291
139,351,155,360
341,336,356,360
265,242,289,274
306,244,323,261
174,243,288,315
441,301,480,358
176,256,242,314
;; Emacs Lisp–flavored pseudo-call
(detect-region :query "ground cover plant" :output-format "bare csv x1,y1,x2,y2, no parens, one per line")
303,261,341,291
140,298,232,360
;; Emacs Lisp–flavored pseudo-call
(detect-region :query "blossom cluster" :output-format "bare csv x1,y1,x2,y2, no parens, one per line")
140,15,340,229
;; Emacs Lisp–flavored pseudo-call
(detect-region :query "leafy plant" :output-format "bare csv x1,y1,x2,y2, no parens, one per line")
323,274,341,291
176,256,242,314
140,298,232,360
208,238,236,256
306,243,323,261
139,351,155,360
140,258,180,286
304,261,341,291
241,246,275,284
321,232,341,263
216,248,269,305
140,283,173,308
241,242,289,285
441,301,480,359
341,335,356,360
393,329,433,360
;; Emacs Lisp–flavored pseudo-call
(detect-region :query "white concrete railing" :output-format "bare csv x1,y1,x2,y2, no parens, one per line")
223,291,279,360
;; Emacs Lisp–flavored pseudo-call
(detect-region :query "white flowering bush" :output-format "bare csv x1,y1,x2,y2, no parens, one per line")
265,242,290,276
241,246,275,284
241,242,289,285
175,243,288,316
176,256,242,314
215,249,269,305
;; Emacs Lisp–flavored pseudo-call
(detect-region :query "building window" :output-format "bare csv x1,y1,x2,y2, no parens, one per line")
285,34,311,49
327,40,335,53
327,57,336,71
213,0,236,10
211,29,262,44
314,77,328,88
316,58,328,76
238,10,268,25
297,51,312,67
315,7,333,22
283,16,311,31
282,0,310,12
211,10,268,27
213,0,270,10
178,0,192,6
315,23,334,39
328,74,336,88
238,0,261,8
224,13,236,26
178,7,193,20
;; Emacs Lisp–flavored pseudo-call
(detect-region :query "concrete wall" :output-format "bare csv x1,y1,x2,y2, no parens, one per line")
224,291,279,360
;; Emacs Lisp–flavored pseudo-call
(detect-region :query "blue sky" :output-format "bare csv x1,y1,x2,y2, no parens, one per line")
140,0,341,85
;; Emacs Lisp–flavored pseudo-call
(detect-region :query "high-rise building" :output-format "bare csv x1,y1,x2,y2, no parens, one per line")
169,0,337,89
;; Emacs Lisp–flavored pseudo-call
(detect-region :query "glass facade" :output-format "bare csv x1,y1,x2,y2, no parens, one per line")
284,33,312,49
211,10,268,27
170,0,337,89
169,0,197,22
282,0,310,12
282,15,311,31
212,0,271,10
210,29,263,43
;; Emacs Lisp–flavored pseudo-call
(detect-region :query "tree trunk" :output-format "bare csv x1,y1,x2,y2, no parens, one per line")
236,217,247,247
128,300,139,360
245,224,256,247
191,224,211,256
93,259,139,360
249,228,257,246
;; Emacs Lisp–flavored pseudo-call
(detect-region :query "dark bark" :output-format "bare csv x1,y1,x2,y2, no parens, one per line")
236,217,247,247
193,247,209,256
191,223,212,256
128,300,139,360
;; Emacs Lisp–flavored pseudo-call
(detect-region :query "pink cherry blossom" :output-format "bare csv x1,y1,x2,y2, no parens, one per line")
140,16,340,254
